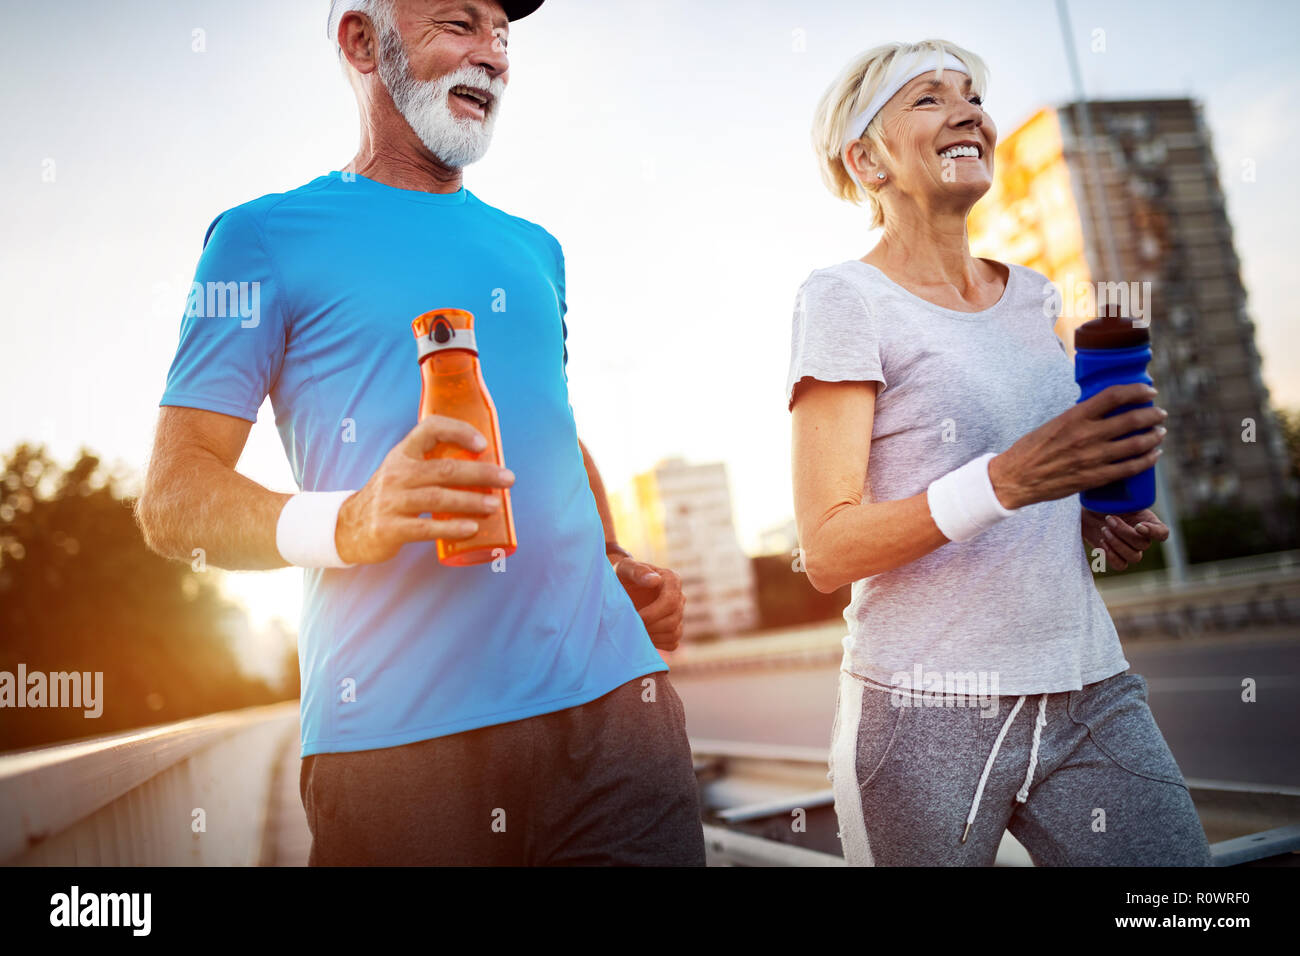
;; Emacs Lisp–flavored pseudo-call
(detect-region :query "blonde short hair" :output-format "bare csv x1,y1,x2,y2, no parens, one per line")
812,39,990,228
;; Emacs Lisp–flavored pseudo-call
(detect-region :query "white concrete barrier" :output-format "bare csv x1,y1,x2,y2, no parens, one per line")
0,701,298,865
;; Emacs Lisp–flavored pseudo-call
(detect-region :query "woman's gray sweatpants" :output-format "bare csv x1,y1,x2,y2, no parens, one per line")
829,669,1213,866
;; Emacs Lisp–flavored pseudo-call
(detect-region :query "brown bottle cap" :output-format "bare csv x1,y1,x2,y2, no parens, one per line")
1074,303,1150,349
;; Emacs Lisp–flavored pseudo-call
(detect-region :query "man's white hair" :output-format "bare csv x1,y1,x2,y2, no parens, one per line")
328,0,396,60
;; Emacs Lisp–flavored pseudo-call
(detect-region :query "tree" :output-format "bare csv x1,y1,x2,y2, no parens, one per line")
0,443,286,752
1277,407,1300,484
750,553,850,631
1180,504,1273,565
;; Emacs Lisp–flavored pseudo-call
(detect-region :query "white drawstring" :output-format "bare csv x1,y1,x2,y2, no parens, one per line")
961,692,1049,844
1016,694,1049,803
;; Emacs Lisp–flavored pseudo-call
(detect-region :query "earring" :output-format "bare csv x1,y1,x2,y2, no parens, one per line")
876,172,886,180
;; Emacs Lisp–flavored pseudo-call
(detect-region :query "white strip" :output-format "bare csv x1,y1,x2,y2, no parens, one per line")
829,671,874,866
926,452,1016,543
275,491,357,568
416,327,477,360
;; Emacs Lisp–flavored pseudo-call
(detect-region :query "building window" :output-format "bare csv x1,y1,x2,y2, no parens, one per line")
1135,139,1167,167
1108,112,1152,138
1138,232,1162,262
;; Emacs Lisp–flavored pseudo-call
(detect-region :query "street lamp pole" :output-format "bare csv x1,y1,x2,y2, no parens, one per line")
1055,0,1189,584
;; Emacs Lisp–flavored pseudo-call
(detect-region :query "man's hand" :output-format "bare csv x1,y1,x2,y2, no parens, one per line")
611,555,685,652
1082,508,1169,571
335,415,515,565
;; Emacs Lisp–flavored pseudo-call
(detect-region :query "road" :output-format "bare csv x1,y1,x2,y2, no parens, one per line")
670,631,1300,788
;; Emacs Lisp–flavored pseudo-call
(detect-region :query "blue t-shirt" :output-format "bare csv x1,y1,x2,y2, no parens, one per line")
159,170,667,757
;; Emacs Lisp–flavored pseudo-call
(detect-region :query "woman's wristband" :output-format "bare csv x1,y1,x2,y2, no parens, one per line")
276,490,358,568
926,453,1017,542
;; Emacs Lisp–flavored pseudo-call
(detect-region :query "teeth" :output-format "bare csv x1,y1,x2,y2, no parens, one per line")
451,85,488,105
939,145,980,159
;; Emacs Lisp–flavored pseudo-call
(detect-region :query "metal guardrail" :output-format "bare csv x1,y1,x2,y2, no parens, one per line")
715,789,836,824
1209,825,1300,867
703,824,845,867
1098,552,1300,638
1097,548,1300,595
1097,549,1300,599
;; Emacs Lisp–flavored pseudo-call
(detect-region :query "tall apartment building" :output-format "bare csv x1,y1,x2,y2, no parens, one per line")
609,458,759,639
968,98,1295,540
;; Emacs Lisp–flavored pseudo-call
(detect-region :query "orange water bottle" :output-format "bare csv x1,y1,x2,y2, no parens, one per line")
411,308,517,566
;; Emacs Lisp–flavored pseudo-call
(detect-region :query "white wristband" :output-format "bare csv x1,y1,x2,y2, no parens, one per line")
276,490,358,568
926,453,1016,542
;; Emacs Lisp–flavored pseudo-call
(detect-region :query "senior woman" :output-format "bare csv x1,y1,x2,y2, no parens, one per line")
787,39,1212,866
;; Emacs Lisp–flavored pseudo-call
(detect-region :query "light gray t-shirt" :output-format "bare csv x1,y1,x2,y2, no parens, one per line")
786,259,1127,695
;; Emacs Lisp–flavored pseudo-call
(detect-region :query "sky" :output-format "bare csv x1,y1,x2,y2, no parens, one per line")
3,0,1298,651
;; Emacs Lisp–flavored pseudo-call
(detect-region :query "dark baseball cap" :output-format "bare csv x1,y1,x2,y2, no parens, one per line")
498,0,544,19
329,1,544,41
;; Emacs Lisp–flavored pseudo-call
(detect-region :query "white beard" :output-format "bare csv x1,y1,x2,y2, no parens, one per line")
376,28,505,169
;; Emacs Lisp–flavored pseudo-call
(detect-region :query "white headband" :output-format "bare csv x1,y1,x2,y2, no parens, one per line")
840,49,971,182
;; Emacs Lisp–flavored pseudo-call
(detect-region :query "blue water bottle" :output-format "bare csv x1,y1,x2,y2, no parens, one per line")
1074,305,1157,513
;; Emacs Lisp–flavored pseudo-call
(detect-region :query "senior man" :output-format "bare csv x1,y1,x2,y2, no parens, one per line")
137,0,705,866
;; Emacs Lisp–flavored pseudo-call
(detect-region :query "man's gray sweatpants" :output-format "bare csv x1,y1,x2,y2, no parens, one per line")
830,670,1213,866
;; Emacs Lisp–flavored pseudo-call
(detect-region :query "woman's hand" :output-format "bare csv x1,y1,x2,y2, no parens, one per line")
988,383,1167,510
1081,508,1170,571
